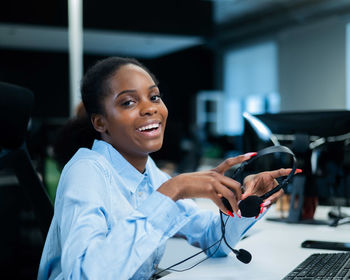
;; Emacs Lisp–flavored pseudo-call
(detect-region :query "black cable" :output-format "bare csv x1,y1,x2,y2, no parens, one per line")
152,215,230,277
220,211,236,252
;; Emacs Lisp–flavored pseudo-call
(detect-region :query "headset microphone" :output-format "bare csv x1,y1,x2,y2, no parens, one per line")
222,145,297,218
219,210,253,263
233,248,252,264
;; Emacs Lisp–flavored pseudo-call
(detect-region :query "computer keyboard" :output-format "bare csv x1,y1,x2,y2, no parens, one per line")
282,252,350,279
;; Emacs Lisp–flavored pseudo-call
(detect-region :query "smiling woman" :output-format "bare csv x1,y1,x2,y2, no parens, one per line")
38,56,289,280
90,63,168,172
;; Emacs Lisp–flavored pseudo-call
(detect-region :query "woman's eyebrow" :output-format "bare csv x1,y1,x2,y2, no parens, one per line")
116,89,136,98
116,85,158,98
149,85,158,90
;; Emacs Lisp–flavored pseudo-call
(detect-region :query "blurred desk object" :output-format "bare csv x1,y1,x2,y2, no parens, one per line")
160,203,350,280
244,110,350,223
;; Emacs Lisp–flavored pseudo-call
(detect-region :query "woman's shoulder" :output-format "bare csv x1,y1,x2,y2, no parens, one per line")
64,147,108,169
55,148,113,203
59,147,113,187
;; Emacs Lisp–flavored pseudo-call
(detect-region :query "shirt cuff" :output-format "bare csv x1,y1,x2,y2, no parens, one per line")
137,190,190,237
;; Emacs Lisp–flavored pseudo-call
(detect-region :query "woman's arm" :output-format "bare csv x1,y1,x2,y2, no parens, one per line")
55,160,190,279
157,154,256,216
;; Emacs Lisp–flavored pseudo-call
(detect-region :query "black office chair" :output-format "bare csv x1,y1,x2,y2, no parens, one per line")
0,81,53,239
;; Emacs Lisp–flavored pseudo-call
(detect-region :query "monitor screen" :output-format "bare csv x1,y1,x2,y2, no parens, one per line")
243,111,350,208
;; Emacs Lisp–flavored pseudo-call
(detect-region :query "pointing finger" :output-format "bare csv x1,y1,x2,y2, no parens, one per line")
266,168,302,179
213,152,257,174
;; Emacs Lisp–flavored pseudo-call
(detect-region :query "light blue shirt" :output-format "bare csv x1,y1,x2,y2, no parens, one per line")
38,140,260,280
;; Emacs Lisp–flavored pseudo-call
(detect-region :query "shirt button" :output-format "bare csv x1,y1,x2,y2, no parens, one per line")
138,192,142,197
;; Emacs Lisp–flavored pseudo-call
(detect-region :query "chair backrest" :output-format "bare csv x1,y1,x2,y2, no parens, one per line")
0,81,53,239
0,82,34,149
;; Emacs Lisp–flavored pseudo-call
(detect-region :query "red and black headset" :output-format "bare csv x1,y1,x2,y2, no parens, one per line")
222,145,297,218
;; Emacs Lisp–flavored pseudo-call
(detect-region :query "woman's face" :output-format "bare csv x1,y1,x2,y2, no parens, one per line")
97,64,168,162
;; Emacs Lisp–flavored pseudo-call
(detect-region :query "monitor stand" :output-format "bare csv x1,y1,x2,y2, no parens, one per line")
266,175,330,225
327,206,350,227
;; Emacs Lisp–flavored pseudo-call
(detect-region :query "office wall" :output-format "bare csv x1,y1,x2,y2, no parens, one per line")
278,17,347,112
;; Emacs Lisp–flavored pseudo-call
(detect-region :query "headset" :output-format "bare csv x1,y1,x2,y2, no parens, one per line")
222,145,297,218
153,145,297,278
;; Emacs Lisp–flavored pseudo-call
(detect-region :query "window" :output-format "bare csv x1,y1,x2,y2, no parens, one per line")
223,41,280,135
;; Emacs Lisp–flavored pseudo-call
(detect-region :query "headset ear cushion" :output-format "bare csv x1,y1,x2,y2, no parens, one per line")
221,197,233,213
239,196,263,217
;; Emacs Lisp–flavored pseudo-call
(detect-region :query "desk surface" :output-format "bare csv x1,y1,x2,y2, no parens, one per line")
159,201,350,280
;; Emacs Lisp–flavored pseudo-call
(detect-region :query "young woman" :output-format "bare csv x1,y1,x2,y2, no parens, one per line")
38,57,291,280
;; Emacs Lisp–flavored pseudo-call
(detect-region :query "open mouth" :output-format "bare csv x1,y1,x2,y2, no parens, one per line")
137,123,160,133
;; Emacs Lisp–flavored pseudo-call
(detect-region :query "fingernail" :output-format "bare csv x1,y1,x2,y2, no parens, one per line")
261,200,271,207
296,169,303,173
237,210,242,218
255,214,259,219
245,152,257,158
260,207,264,214
227,211,234,217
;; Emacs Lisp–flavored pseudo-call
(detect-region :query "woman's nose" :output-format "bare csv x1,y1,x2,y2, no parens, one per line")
140,100,157,116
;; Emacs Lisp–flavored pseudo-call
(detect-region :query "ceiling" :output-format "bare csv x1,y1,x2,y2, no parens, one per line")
0,23,203,58
1,0,350,58
211,0,350,46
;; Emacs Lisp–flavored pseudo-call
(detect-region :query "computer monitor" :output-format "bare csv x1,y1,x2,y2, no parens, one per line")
254,110,350,137
243,110,350,224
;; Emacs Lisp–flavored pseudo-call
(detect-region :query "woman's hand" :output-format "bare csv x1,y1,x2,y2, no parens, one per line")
157,153,257,216
242,168,302,212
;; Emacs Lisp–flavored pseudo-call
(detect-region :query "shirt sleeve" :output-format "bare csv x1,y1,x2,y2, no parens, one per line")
175,198,264,257
55,159,191,280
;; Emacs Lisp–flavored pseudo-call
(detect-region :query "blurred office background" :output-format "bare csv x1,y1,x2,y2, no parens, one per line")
2,0,350,278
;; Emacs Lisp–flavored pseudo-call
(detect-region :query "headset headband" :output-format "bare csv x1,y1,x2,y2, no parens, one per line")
234,145,297,198
222,145,297,217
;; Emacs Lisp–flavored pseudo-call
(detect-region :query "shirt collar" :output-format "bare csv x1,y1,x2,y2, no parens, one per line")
91,139,151,194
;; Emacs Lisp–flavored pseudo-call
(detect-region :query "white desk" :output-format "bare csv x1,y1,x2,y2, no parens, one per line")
160,201,350,280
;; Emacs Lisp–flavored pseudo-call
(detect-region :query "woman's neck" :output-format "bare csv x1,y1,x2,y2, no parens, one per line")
100,136,148,173
118,150,148,173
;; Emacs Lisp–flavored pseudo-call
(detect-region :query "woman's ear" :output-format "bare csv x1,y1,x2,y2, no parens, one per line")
91,114,108,133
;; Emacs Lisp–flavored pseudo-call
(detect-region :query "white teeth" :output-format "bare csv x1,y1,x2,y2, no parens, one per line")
138,123,160,131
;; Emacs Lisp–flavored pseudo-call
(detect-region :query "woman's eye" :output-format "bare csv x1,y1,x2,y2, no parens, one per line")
121,100,135,107
151,94,162,102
